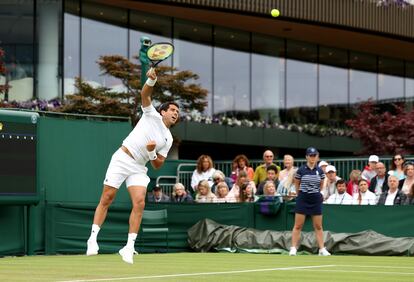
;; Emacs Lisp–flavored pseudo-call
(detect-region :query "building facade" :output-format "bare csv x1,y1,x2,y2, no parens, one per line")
1,0,413,159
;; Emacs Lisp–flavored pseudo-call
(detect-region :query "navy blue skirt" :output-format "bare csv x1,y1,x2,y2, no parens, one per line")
295,191,323,215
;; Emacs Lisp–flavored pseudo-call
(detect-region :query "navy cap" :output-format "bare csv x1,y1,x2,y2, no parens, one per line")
306,147,319,155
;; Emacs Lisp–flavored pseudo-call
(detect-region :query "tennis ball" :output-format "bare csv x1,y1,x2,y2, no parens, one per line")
271,9,280,17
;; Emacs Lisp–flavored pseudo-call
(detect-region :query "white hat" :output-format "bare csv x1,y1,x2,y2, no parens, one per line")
368,155,379,163
326,165,336,173
318,161,328,167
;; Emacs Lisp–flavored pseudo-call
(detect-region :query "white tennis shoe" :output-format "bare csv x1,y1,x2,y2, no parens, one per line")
318,247,331,256
289,247,297,256
86,239,99,256
119,246,138,264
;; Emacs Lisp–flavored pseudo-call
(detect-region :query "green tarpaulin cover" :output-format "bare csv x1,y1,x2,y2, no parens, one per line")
188,219,414,256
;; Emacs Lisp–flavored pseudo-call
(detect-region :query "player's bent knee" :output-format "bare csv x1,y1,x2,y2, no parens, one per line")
313,224,323,230
132,198,145,210
293,223,303,230
100,186,117,206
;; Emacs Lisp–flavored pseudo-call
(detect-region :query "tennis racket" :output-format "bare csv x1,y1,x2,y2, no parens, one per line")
146,42,174,67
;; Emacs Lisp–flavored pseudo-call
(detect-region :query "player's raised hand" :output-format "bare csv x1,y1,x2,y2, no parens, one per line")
146,68,157,80
146,140,156,152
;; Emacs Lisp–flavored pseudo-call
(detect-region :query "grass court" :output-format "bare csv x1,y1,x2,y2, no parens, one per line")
1,252,414,281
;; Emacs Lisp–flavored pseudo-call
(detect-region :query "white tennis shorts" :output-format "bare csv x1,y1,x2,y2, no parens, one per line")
103,148,150,189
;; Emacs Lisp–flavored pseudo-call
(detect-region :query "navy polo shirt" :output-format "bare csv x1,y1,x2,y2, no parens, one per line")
295,164,325,194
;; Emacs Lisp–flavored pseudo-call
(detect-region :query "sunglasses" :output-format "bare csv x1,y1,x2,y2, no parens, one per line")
394,158,402,161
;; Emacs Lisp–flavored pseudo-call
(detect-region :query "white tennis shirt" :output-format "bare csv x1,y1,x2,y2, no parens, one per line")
122,104,173,164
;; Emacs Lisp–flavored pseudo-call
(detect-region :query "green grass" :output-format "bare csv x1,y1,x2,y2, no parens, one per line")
1,252,414,282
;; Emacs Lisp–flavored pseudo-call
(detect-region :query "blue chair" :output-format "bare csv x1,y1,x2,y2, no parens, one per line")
139,209,169,252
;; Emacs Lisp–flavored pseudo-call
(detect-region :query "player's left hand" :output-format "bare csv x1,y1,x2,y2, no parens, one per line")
146,140,156,151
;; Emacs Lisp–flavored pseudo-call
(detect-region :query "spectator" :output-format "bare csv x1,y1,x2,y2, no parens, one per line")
399,162,414,195
262,180,283,202
228,170,249,200
326,179,353,205
253,150,280,185
347,169,362,196
214,181,236,203
368,162,389,204
377,175,406,206
277,166,298,199
361,155,379,181
278,154,295,182
211,170,234,194
322,165,341,201
171,183,193,203
195,180,216,203
256,165,279,195
239,181,259,202
388,154,405,181
318,160,329,174
147,185,170,203
230,154,254,182
403,183,414,205
353,179,376,205
191,155,216,192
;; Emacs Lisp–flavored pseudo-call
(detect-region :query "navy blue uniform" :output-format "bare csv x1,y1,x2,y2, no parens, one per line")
294,164,325,215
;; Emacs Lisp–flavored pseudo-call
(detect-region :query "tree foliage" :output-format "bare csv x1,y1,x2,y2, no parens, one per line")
345,100,414,155
58,55,208,125
0,48,10,95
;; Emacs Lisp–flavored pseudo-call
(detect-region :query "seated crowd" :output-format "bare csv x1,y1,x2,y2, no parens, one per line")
146,151,414,205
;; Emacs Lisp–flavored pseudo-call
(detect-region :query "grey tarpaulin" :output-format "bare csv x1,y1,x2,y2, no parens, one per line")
188,219,414,256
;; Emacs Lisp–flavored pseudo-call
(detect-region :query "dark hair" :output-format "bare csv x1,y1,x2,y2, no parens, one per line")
358,179,368,185
266,164,278,173
196,154,214,173
157,101,179,113
233,154,250,167
336,179,346,186
239,182,250,202
390,154,405,170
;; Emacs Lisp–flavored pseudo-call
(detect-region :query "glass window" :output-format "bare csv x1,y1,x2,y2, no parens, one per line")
251,34,285,123
406,62,414,108
64,0,80,95
319,47,348,125
213,27,250,116
173,19,212,115
349,52,377,104
378,57,404,103
81,3,128,91
37,0,62,100
0,0,34,101
286,40,317,124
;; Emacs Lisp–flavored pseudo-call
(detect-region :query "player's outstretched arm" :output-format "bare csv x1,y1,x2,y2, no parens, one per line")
141,68,157,108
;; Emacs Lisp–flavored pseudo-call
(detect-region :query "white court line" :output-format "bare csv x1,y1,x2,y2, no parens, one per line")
59,265,336,282
340,265,414,270
302,269,414,276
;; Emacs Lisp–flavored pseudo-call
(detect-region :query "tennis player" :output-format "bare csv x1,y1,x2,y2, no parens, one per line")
289,147,331,256
86,68,180,264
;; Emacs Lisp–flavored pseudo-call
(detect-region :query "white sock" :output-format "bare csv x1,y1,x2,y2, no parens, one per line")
126,233,137,249
89,224,100,241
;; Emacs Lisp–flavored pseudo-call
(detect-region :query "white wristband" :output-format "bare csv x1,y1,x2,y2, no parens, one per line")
146,77,157,87
148,150,157,160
